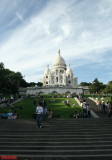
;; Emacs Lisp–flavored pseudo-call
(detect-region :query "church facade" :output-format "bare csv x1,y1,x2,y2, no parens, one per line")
26,50,88,95
41,50,77,87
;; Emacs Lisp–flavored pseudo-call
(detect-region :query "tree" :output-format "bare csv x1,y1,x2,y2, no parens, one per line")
0,62,28,94
80,82,91,86
37,82,43,87
28,82,37,87
0,62,4,69
20,79,29,87
104,81,112,94
89,78,106,94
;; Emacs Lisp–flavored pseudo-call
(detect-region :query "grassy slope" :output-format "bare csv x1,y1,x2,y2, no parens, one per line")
0,97,35,118
1,94,111,118
0,96,82,118
43,97,82,118
14,97,35,118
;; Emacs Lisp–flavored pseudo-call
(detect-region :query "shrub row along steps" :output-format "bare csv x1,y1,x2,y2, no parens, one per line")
0,118,112,160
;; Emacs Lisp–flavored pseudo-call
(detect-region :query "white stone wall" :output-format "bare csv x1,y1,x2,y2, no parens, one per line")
26,86,84,95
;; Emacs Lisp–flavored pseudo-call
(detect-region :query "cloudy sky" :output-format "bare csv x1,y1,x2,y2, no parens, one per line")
0,0,112,84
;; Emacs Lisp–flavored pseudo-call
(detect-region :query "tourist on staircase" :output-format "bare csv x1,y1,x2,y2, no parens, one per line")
82,99,87,118
86,104,91,118
35,102,43,128
108,97,112,118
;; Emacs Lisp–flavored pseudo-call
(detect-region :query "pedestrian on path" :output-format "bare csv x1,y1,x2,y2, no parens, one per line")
33,98,36,107
35,102,43,128
108,97,112,118
86,104,91,118
82,99,87,118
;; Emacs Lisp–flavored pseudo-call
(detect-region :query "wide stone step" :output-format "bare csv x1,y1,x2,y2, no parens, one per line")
0,149,112,155
1,127,112,130
0,141,112,146
0,145,112,150
0,137,112,143
16,154,112,160
0,134,112,138
1,126,112,130
0,118,112,123
1,130,112,136
1,121,112,124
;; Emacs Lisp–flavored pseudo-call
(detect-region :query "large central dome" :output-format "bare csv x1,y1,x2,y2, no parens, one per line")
41,49,78,87
52,50,66,69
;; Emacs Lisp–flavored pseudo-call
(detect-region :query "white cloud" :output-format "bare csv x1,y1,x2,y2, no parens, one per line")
0,0,112,83
16,12,23,22
61,24,71,36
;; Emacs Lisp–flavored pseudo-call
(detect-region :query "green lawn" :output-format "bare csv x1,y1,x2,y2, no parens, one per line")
90,96,111,102
0,95,82,118
42,97,82,118
0,97,35,118
1,94,111,119
84,94,111,102
14,97,36,118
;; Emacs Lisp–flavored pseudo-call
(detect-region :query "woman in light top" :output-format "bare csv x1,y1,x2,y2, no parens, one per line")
35,102,43,128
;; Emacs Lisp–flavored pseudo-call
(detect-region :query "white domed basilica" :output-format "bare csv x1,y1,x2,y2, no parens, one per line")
41,50,78,87
26,50,88,95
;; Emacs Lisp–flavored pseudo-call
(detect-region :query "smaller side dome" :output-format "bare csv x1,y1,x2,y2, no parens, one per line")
44,65,50,75
66,63,73,75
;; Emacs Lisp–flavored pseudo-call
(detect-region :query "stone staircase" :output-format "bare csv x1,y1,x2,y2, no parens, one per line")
0,118,112,160
84,97,108,118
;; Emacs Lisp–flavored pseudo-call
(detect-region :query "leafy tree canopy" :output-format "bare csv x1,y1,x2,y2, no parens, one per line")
104,81,112,94
80,82,91,86
89,78,106,94
0,62,28,94
37,82,43,87
28,82,37,87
